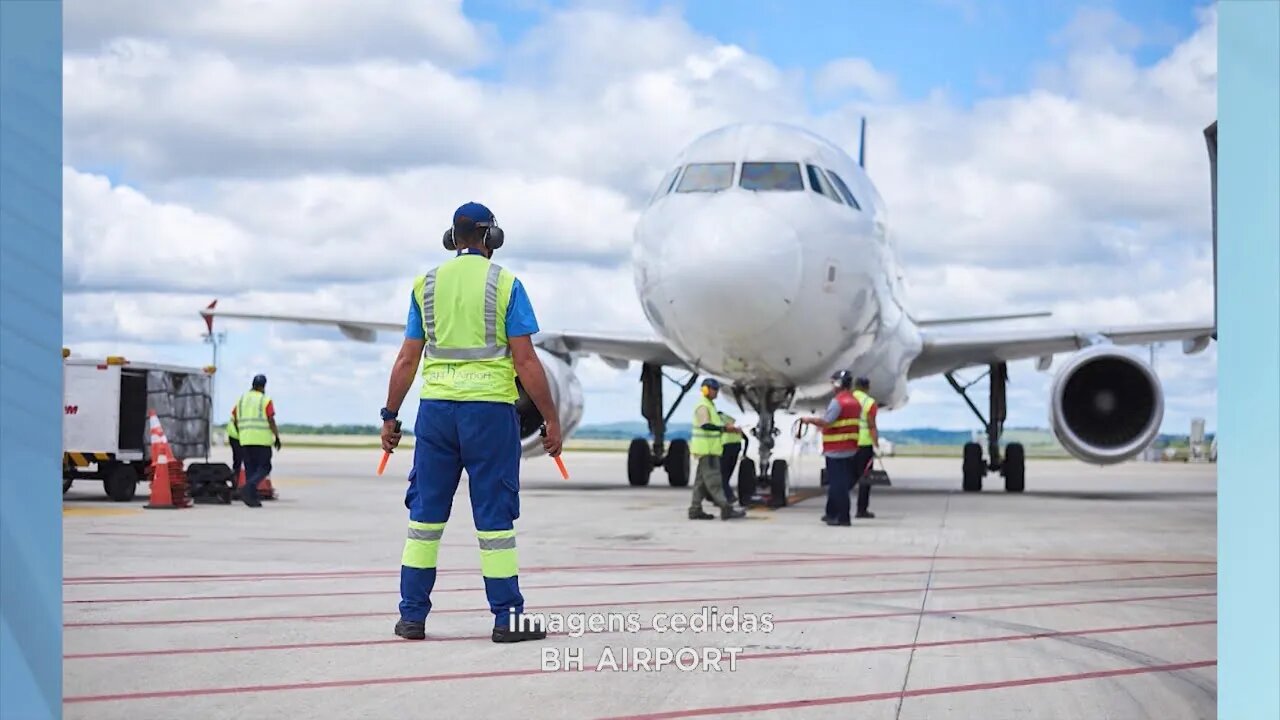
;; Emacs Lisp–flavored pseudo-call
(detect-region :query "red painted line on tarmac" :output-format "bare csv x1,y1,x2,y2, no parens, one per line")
597,660,1219,719
240,537,353,544
755,551,1217,565
64,591,1215,660
570,546,692,554
62,559,1140,605
61,553,1215,586
84,532,190,539
62,621,1215,703
63,570,1213,629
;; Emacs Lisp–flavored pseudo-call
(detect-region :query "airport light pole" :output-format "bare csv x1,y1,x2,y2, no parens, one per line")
203,329,227,454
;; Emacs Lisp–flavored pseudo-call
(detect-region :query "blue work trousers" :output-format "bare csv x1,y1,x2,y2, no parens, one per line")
823,455,856,524
399,399,523,628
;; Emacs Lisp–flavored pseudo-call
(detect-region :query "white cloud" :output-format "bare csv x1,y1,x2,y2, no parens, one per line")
63,0,492,67
61,2,1219,434
814,58,897,102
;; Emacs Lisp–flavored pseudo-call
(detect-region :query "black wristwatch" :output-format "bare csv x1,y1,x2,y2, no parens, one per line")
380,407,398,422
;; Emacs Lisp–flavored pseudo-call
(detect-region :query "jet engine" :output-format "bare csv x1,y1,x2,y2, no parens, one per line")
515,348,585,458
1048,345,1164,465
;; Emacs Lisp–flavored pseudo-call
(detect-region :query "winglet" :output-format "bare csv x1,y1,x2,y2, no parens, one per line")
858,117,867,169
1203,120,1217,340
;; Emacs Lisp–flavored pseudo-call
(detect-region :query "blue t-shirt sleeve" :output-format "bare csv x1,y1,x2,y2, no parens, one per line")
822,398,842,424
405,288,424,340
505,278,540,338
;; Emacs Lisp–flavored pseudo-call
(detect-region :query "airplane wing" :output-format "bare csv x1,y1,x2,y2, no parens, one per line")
908,321,1216,379
200,305,689,368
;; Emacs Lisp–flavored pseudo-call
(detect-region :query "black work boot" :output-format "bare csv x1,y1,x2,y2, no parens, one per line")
240,485,261,507
856,510,875,519
721,506,746,520
395,619,426,640
493,613,547,643
688,509,715,520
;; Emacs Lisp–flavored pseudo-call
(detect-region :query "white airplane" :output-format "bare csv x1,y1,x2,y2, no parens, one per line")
201,120,1217,505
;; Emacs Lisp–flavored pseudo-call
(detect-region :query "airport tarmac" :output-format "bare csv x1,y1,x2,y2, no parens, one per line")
63,449,1217,720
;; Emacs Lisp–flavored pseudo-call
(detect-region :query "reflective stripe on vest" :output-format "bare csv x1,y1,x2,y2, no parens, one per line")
415,255,518,403
690,396,724,456
236,391,273,446
854,389,876,446
821,390,861,454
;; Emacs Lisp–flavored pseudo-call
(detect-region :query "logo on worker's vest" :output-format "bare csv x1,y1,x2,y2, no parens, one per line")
65,405,79,415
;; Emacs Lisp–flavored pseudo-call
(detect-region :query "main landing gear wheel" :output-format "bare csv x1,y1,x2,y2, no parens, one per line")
628,362,700,488
1002,442,1025,493
627,439,652,487
962,442,983,492
948,362,1024,493
664,438,690,487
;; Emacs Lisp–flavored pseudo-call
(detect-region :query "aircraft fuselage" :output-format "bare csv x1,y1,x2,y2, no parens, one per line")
631,122,923,412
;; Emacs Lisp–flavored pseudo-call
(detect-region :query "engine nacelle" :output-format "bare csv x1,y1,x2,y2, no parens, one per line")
516,348,585,458
1048,345,1164,465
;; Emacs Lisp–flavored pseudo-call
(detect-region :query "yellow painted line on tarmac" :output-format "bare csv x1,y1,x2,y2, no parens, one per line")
63,507,143,517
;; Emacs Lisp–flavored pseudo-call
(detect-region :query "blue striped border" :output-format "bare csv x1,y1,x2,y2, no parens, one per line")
0,1,63,718
1219,1,1280,718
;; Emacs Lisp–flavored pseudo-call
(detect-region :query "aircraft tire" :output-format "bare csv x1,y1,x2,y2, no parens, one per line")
665,439,690,487
63,478,73,494
737,458,757,504
769,460,788,508
627,438,652,487
1003,442,1025,493
962,442,983,492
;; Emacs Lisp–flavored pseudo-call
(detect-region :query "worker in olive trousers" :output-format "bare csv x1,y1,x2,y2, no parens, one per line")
380,201,562,643
688,379,746,520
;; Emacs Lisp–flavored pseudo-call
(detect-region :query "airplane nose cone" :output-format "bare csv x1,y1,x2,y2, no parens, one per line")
638,199,803,361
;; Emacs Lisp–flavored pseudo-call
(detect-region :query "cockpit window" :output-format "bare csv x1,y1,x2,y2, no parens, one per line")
806,165,843,205
676,163,735,192
650,167,681,203
740,162,804,191
824,169,862,210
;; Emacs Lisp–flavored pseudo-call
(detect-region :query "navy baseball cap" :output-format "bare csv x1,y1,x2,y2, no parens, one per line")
454,201,495,227
702,378,721,390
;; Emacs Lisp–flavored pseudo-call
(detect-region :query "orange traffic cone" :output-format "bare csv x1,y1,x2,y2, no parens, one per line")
144,410,191,509
145,454,175,509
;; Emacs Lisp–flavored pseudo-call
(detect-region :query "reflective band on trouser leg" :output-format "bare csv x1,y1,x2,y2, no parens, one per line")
478,529,522,628
400,520,446,623
402,520,445,569
477,530,518,577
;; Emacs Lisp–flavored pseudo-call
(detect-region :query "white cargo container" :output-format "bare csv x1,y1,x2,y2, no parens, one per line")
62,354,215,501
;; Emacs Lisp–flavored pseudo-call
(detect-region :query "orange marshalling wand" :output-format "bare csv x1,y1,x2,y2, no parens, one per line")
377,420,402,476
540,424,569,479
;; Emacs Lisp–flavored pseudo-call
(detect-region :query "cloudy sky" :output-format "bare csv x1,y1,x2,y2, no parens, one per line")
61,0,1218,435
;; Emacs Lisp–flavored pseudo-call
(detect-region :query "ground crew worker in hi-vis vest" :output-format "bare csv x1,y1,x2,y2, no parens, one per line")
380,201,561,644
225,404,243,480
800,370,863,526
689,379,747,521
850,376,878,519
231,374,281,508
719,410,744,505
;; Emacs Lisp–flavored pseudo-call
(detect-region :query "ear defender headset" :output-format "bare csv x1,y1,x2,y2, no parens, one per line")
831,370,854,390
442,218,505,252
701,378,720,397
